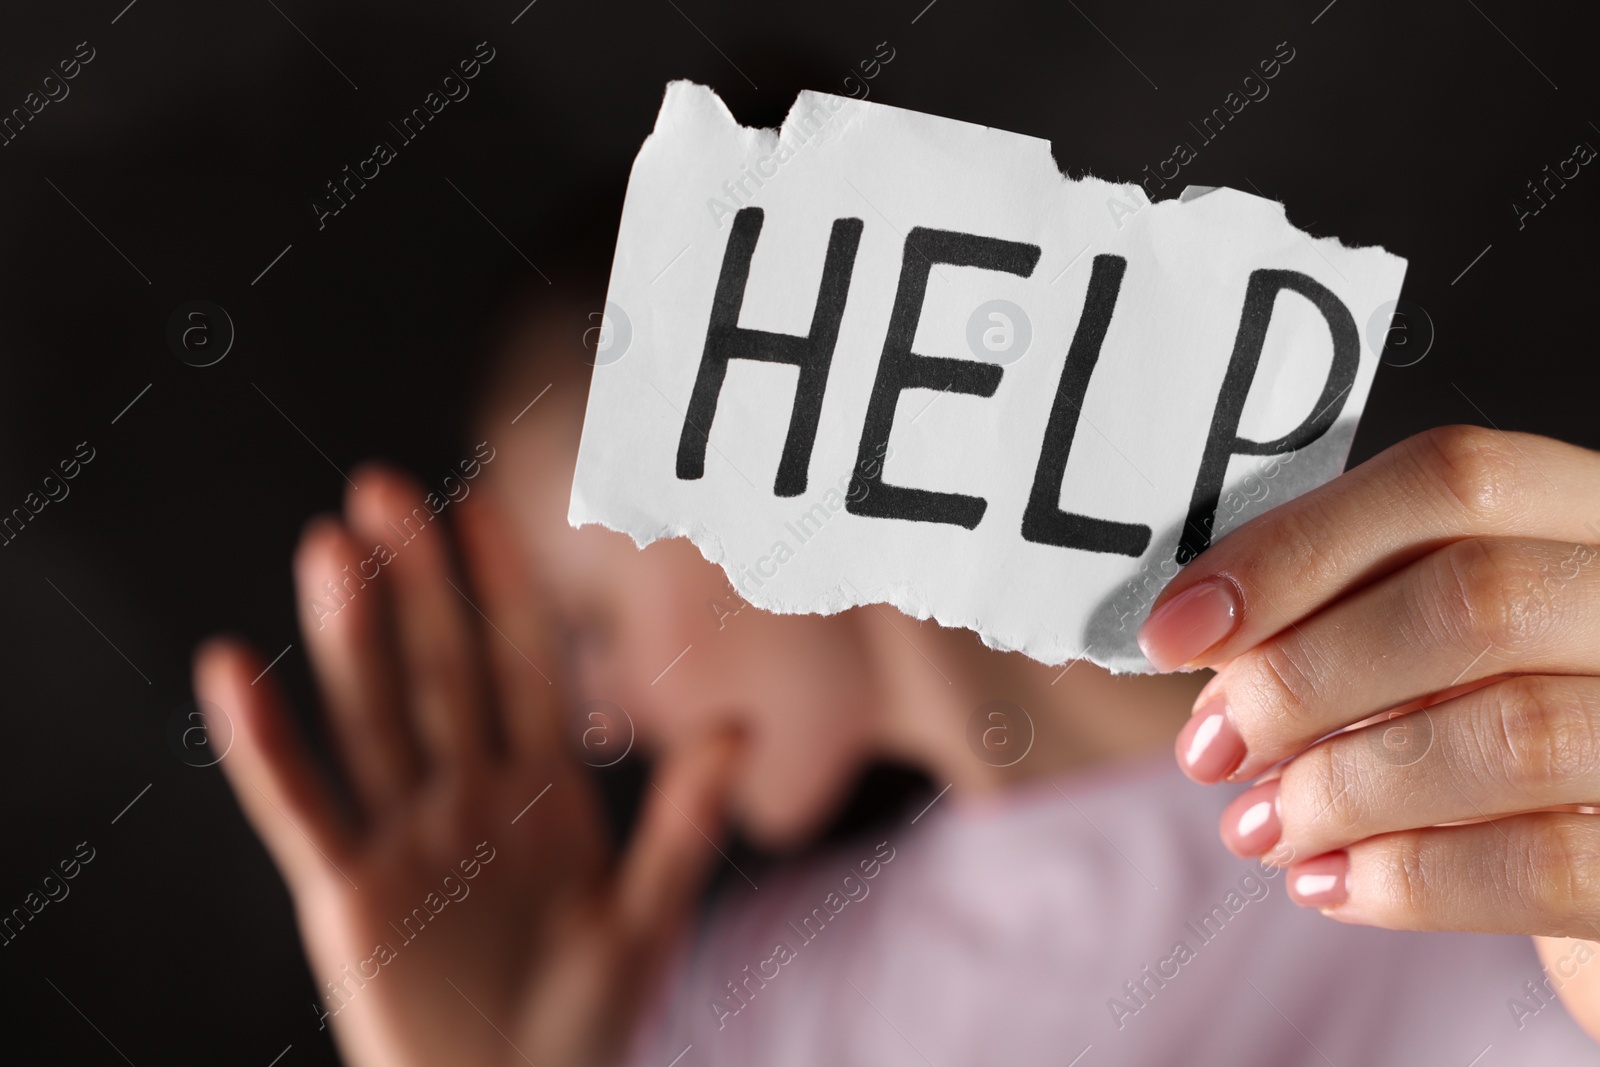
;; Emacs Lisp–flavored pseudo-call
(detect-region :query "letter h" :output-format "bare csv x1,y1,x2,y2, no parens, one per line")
676,207,864,496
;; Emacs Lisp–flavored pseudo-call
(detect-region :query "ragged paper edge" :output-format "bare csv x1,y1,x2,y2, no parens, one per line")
573,81,1407,670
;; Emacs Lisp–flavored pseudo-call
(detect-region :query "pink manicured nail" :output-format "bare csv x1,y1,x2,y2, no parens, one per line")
1220,780,1281,857
1137,578,1241,671
1174,695,1246,783
1288,853,1349,908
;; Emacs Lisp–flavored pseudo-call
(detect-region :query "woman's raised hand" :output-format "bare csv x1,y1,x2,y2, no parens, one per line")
195,466,740,1067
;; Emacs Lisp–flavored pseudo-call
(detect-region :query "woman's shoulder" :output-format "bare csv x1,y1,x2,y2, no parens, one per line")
632,755,1598,1065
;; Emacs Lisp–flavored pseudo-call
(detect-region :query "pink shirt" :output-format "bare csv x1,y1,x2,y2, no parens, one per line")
628,754,1596,1065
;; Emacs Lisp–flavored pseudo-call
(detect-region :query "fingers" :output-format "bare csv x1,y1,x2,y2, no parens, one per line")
296,517,421,813
1176,536,1600,782
1294,813,1600,941
1534,935,1600,1040
194,638,353,893
453,492,564,760
1139,426,1600,672
1219,675,1600,861
613,731,743,948
346,467,488,766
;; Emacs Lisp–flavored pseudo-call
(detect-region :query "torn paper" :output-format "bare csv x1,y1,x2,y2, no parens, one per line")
570,81,1408,672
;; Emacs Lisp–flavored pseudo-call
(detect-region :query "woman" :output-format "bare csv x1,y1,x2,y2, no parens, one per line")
194,308,1600,1064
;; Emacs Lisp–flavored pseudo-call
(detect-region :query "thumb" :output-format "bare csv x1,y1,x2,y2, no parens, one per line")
193,637,351,895
613,729,745,946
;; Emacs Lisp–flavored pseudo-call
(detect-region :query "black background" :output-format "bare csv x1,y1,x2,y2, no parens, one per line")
0,1,1593,1062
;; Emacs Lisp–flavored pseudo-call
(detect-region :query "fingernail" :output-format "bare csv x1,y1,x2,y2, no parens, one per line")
1174,695,1246,784
1137,578,1242,671
1288,852,1349,908
1220,780,1281,857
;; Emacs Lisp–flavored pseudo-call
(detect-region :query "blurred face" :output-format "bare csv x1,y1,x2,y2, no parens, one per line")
491,392,884,849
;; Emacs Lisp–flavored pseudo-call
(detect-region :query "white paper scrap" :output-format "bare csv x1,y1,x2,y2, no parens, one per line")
570,81,1408,672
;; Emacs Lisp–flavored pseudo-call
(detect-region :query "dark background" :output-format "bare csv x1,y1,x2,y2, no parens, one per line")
0,0,1592,1062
